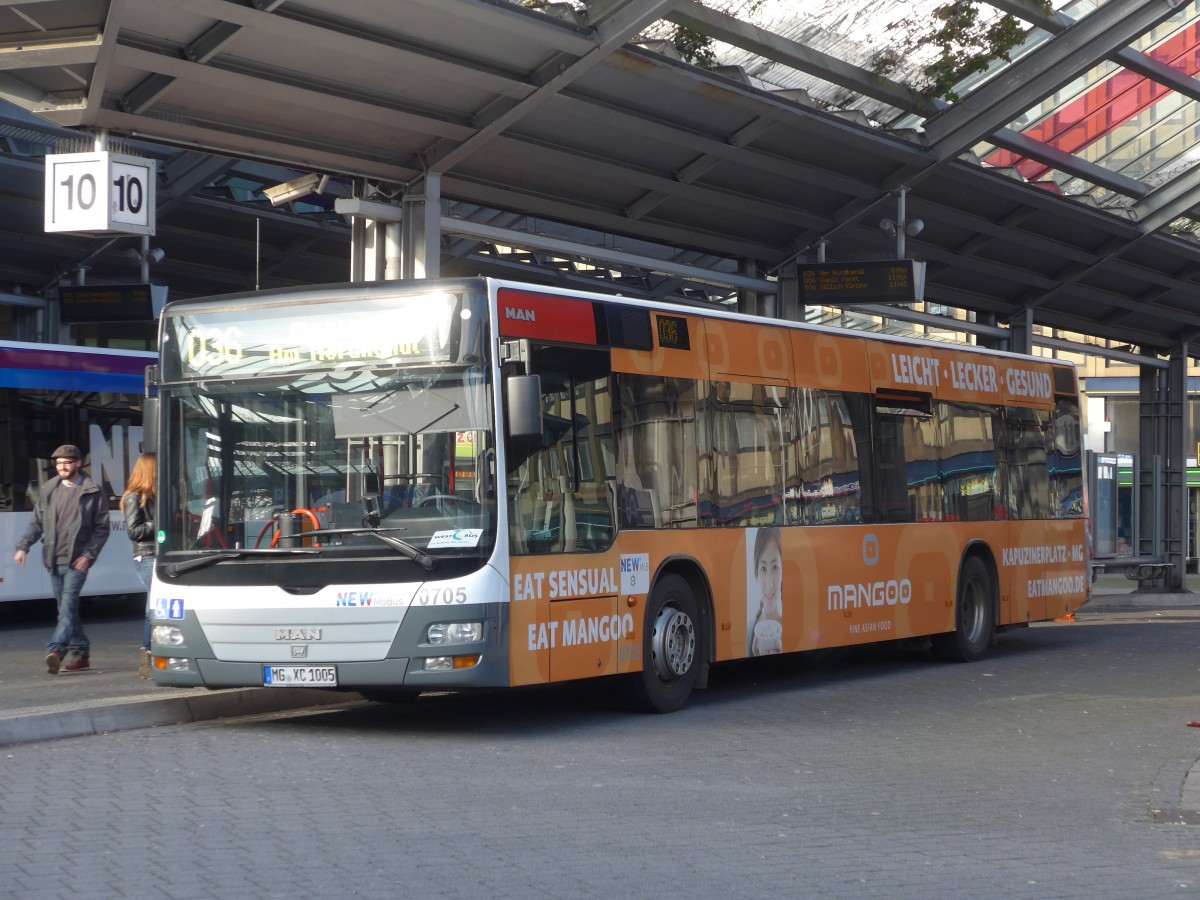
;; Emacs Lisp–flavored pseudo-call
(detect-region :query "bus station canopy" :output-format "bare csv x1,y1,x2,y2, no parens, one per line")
3,0,1200,356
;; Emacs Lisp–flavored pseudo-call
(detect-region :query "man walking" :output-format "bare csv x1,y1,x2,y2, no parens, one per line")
13,444,110,674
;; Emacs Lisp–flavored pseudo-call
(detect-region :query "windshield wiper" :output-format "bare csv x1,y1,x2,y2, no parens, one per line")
277,526,439,571
163,547,320,576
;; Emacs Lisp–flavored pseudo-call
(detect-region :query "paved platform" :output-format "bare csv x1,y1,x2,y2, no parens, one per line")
0,595,359,747
0,586,1196,747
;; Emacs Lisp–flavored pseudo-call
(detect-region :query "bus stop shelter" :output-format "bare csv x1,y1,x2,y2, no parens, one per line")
0,0,1198,586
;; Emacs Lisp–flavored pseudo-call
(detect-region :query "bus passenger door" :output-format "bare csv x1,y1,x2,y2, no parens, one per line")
505,345,615,556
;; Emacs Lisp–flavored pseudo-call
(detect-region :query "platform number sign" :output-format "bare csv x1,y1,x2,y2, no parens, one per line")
45,151,156,235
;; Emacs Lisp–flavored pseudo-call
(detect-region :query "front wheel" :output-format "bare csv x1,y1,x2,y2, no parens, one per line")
932,554,995,662
622,573,703,713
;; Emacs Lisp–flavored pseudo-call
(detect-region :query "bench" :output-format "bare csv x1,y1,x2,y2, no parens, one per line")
1091,557,1172,582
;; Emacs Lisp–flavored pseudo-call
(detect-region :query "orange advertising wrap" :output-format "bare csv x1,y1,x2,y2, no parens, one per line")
507,518,1086,687
507,304,1087,690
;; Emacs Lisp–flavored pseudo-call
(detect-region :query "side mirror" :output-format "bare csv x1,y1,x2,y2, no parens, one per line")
363,469,380,497
140,398,158,454
506,374,542,438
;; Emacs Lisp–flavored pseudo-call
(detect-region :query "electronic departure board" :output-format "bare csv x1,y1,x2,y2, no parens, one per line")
59,284,153,323
797,260,924,303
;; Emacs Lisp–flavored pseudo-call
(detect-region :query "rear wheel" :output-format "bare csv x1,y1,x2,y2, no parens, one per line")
932,554,994,662
623,573,703,713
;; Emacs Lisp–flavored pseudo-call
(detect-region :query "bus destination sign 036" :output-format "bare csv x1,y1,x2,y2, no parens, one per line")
797,260,924,304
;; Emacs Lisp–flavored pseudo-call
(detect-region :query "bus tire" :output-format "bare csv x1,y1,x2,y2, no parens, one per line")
932,554,994,663
622,573,702,713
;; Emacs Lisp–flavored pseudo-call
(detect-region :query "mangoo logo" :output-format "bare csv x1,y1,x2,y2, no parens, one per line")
827,579,912,610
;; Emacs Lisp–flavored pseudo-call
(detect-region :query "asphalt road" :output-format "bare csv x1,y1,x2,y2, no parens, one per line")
1,602,1199,898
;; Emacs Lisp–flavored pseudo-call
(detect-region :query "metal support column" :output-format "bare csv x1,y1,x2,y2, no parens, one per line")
975,311,1002,350
1136,348,1188,591
1165,344,1189,590
777,260,800,322
400,173,441,280
736,259,764,315
349,180,385,283
1137,360,1163,566
1008,308,1034,355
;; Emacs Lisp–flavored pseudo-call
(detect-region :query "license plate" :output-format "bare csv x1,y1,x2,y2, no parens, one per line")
263,665,338,687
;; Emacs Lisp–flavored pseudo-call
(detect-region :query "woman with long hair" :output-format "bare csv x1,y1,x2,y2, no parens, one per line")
122,453,156,678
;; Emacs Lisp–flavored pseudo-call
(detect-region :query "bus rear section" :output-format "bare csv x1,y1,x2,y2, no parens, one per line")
499,292,1085,709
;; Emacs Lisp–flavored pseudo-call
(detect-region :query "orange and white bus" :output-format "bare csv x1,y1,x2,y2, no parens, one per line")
146,277,1086,711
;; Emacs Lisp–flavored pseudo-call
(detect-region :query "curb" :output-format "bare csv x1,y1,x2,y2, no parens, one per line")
1082,592,1200,611
0,687,362,748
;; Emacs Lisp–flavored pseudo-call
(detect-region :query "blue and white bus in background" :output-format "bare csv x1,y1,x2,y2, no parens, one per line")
0,339,156,602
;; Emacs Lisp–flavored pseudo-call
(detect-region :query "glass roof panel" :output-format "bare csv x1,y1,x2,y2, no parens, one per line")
956,1,1200,206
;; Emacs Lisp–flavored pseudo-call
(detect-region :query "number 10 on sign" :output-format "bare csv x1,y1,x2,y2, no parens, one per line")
45,151,156,235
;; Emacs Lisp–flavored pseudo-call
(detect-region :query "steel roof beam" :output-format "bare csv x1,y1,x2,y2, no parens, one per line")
922,0,1183,163
174,0,549,96
1131,163,1200,233
0,28,102,68
778,0,1180,269
989,0,1200,104
670,0,1152,202
424,0,679,175
113,42,475,138
984,128,1150,199
341,197,773,292
664,0,939,118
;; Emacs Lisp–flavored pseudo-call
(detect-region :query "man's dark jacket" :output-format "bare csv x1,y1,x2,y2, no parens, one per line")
16,474,111,570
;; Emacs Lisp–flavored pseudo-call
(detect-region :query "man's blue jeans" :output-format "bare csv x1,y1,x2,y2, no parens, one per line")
47,564,89,656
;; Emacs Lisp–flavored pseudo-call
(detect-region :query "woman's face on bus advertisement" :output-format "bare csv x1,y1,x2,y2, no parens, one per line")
755,542,782,611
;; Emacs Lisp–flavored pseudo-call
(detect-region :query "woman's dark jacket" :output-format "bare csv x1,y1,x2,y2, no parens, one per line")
121,492,156,558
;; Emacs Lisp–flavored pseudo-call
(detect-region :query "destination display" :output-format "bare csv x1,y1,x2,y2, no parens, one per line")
797,260,923,303
60,283,153,323
162,292,464,380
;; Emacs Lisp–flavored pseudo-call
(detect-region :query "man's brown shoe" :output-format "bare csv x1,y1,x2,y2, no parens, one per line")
61,652,90,673
45,650,62,675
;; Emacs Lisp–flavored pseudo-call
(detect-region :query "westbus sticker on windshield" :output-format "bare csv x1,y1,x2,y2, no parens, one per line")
428,528,483,548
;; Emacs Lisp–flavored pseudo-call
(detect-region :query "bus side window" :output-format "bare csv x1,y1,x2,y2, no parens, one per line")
1049,397,1083,519
1000,407,1050,520
940,401,998,522
615,375,698,530
872,391,940,524
704,381,785,527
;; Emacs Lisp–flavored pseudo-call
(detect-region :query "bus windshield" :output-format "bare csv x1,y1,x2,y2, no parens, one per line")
160,365,495,566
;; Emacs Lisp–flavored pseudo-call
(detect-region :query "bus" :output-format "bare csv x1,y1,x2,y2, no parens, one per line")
0,339,156,602
145,278,1087,711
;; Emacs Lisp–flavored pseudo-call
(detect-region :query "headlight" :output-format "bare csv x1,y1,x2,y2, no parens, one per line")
153,625,185,646
422,655,481,671
426,621,483,644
